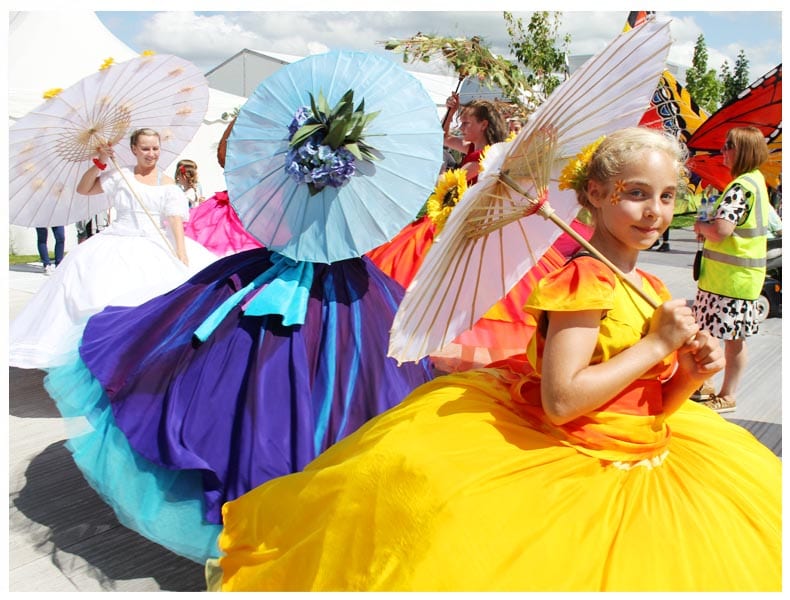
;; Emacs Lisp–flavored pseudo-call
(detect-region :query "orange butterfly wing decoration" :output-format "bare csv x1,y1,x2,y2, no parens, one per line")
639,70,708,144
686,65,782,190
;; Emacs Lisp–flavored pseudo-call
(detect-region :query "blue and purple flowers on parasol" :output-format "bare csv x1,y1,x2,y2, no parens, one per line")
285,139,356,194
285,90,381,196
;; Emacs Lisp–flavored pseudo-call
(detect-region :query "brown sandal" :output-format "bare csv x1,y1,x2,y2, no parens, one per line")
701,395,736,413
690,381,716,402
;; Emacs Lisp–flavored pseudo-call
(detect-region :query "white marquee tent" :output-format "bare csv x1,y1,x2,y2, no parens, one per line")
8,11,246,256
206,47,460,117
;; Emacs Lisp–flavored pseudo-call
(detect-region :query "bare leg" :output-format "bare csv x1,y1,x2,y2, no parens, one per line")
487,348,507,363
718,338,747,401
457,345,476,371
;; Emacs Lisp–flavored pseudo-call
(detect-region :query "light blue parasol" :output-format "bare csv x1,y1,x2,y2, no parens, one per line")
224,50,444,264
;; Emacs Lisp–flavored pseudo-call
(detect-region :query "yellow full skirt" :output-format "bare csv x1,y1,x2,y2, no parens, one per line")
212,370,781,591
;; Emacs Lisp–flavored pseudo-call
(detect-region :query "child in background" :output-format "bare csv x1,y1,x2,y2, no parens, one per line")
175,159,204,208
184,119,264,256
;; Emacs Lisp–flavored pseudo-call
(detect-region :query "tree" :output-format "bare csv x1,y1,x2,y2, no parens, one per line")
503,11,570,110
720,50,751,105
683,34,722,114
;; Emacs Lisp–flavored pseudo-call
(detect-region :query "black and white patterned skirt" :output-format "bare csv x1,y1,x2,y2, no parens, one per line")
693,289,760,340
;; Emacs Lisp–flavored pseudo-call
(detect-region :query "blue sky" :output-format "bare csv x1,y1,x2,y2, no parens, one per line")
93,9,783,84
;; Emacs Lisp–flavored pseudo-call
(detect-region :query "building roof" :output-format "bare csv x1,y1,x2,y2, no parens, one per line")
205,48,459,110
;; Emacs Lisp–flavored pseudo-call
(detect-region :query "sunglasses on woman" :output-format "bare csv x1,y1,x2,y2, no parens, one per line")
722,141,734,151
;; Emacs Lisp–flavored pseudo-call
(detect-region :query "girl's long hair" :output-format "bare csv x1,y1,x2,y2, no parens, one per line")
175,159,199,192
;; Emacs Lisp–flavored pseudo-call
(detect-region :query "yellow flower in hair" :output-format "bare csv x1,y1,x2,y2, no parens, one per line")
42,88,63,99
558,136,605,192
98,57,115,71
426,169,468,233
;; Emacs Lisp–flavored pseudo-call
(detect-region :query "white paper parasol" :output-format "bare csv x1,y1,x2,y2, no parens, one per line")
9,53,209,227
388,20,672,364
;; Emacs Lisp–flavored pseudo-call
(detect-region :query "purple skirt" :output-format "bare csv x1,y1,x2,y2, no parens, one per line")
78,248,434,524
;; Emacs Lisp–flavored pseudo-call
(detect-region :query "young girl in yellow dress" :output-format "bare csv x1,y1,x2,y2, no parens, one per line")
207,127,781,592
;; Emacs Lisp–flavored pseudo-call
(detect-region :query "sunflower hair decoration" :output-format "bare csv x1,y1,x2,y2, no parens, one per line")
558,136,605,192
426,168,468,232
477,144,493,176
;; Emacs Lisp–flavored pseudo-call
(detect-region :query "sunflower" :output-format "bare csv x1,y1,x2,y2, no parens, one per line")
476,144,493,176
426,168,468,232
558,136,605,192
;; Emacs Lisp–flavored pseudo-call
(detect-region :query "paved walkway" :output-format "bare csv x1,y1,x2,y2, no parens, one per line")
6,227,782,591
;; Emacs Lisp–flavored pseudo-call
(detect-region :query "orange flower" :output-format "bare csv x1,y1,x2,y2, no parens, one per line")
611,179,626,204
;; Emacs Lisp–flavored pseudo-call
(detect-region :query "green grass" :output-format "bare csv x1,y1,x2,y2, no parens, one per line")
671,213,696,229
9,254,50,265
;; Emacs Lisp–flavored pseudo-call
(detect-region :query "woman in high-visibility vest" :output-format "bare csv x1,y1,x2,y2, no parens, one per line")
692,126,770,413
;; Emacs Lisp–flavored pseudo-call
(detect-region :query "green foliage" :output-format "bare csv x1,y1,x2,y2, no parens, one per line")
503,11,570,106
381,33,528,104
685,34,753,113
221,106,241,121
719,50,751,105
290,90,381,162
684,34,722,114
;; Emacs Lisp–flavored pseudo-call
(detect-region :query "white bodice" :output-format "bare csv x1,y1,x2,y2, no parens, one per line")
99,167,189,238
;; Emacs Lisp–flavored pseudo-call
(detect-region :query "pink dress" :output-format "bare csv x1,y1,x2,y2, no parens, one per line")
185,191,263,256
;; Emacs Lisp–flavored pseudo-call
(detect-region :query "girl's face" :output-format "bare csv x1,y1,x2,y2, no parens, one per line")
458,110,488,146
132,134,161,167
589,148,678,251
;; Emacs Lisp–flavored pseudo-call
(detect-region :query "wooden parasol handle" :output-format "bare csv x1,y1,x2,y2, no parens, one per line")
441,77,465,128
499,172,659,309
108,155,178,258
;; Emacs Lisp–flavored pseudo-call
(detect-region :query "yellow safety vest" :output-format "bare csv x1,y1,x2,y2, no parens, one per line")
698,170,768,300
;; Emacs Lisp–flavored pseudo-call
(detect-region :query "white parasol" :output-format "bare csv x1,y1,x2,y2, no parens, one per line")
9,53,209,231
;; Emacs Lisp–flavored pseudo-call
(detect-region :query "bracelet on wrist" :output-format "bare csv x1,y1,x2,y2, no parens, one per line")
92,157,107,171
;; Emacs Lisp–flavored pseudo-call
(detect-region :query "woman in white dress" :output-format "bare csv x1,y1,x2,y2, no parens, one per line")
9,128,218,370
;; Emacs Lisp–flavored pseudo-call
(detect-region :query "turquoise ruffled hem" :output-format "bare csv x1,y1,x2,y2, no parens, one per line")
43,349,222,563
